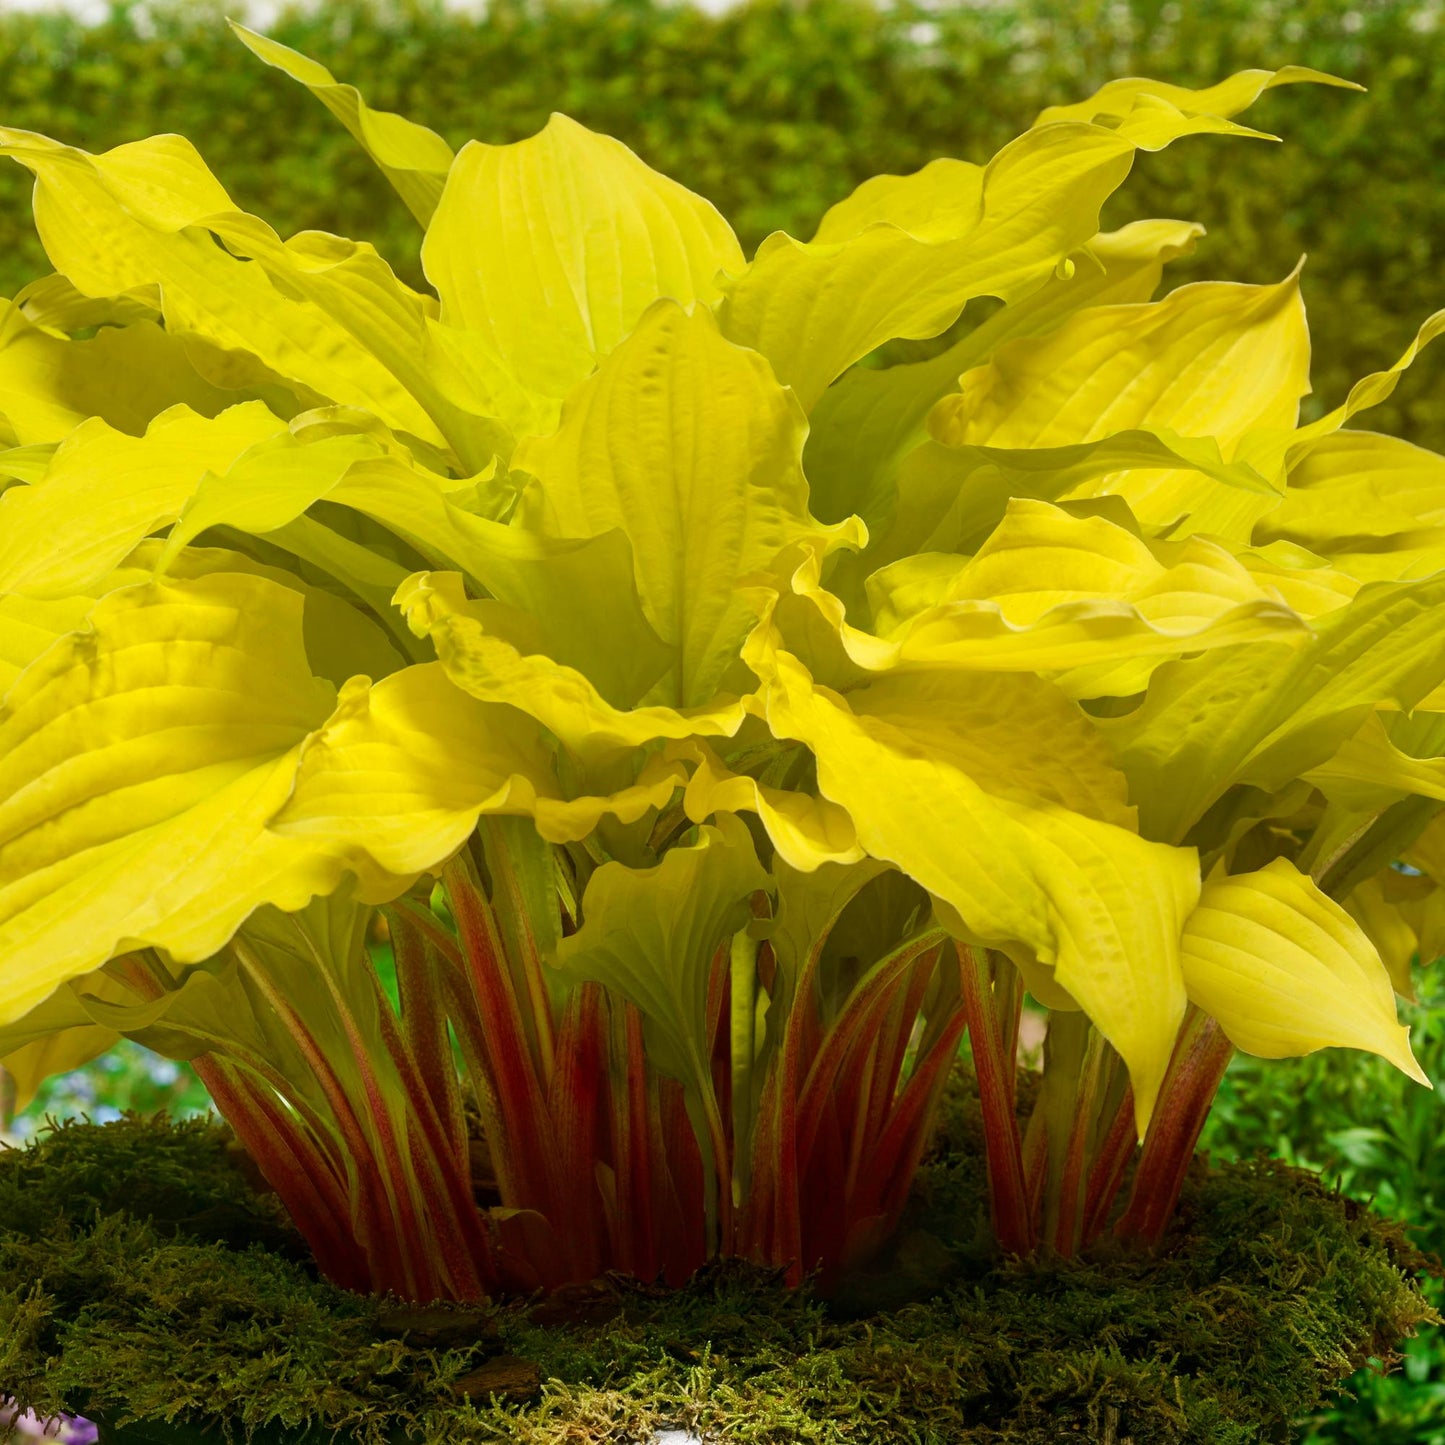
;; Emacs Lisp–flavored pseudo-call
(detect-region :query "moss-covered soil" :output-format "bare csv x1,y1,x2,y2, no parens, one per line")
0,1078,1437,1445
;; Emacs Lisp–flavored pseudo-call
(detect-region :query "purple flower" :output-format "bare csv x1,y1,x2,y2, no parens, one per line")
1,1404,98,1445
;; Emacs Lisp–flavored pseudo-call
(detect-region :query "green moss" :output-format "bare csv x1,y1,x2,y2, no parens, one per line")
0,1100,1435,1445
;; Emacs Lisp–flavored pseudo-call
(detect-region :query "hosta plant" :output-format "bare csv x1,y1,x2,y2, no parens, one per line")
0,34,1442,1304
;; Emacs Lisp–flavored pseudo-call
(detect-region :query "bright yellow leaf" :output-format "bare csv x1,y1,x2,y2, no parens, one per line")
675,739,864,871
0,129,447,447
935,273,1309,539
1287,309,1445,463
1181,857,1428,1083
1260,430,1445,551
1107,573,1445,842
1304,711,1445,811
720,98,1287,413
0,402,286,597
805,217,1206,540
1035,66,1359,127
230,22,454,226
269,664,685,875
1345,874,1424,1001
397,570,746,764
514,302,843,706
0,302,235,446
0,571,336,1026
422,115,743,401
746,613,1199,1132
779,504,1304,683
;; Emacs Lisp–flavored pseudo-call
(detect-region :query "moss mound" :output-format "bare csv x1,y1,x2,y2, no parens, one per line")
0,1088,1436,1445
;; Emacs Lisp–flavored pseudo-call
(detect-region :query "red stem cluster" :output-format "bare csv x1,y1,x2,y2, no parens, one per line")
957,942,1234,1256
187,841,968,1301
179,842,1227,1301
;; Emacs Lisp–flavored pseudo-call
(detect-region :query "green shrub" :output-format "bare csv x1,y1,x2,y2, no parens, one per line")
0,0,1440,445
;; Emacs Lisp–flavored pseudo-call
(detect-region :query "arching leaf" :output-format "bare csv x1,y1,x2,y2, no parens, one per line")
231,22,454,227
398,570,745,764
934,273,1309,540
0,129,446,446
1035,66,1359,127
423,115,743,400
1107,573,1445,842
805,217,1205,538
0,303,236,446
1181,858,1427,1083
746,616,1198,1132
0,403,286,597
514,302,843,706
718,93,1294,413
0,571,336,1026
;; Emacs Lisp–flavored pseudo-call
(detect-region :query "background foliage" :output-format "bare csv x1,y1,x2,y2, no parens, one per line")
1,1043,210,1142
0,0,1441,447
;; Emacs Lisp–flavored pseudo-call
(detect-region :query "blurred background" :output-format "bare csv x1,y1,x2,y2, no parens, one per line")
1,1,1443,1440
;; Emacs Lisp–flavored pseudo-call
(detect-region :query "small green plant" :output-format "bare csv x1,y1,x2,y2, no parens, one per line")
0,29,1442,1308
1205,963,1445,1443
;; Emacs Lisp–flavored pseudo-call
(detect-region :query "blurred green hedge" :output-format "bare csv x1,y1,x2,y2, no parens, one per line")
1,0,1441,446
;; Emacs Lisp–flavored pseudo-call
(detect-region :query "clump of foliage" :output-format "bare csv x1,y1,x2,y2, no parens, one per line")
0,1110,1435,1445
0,23,1443,1317
0,0,1441,450
1205,963,1445,1443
